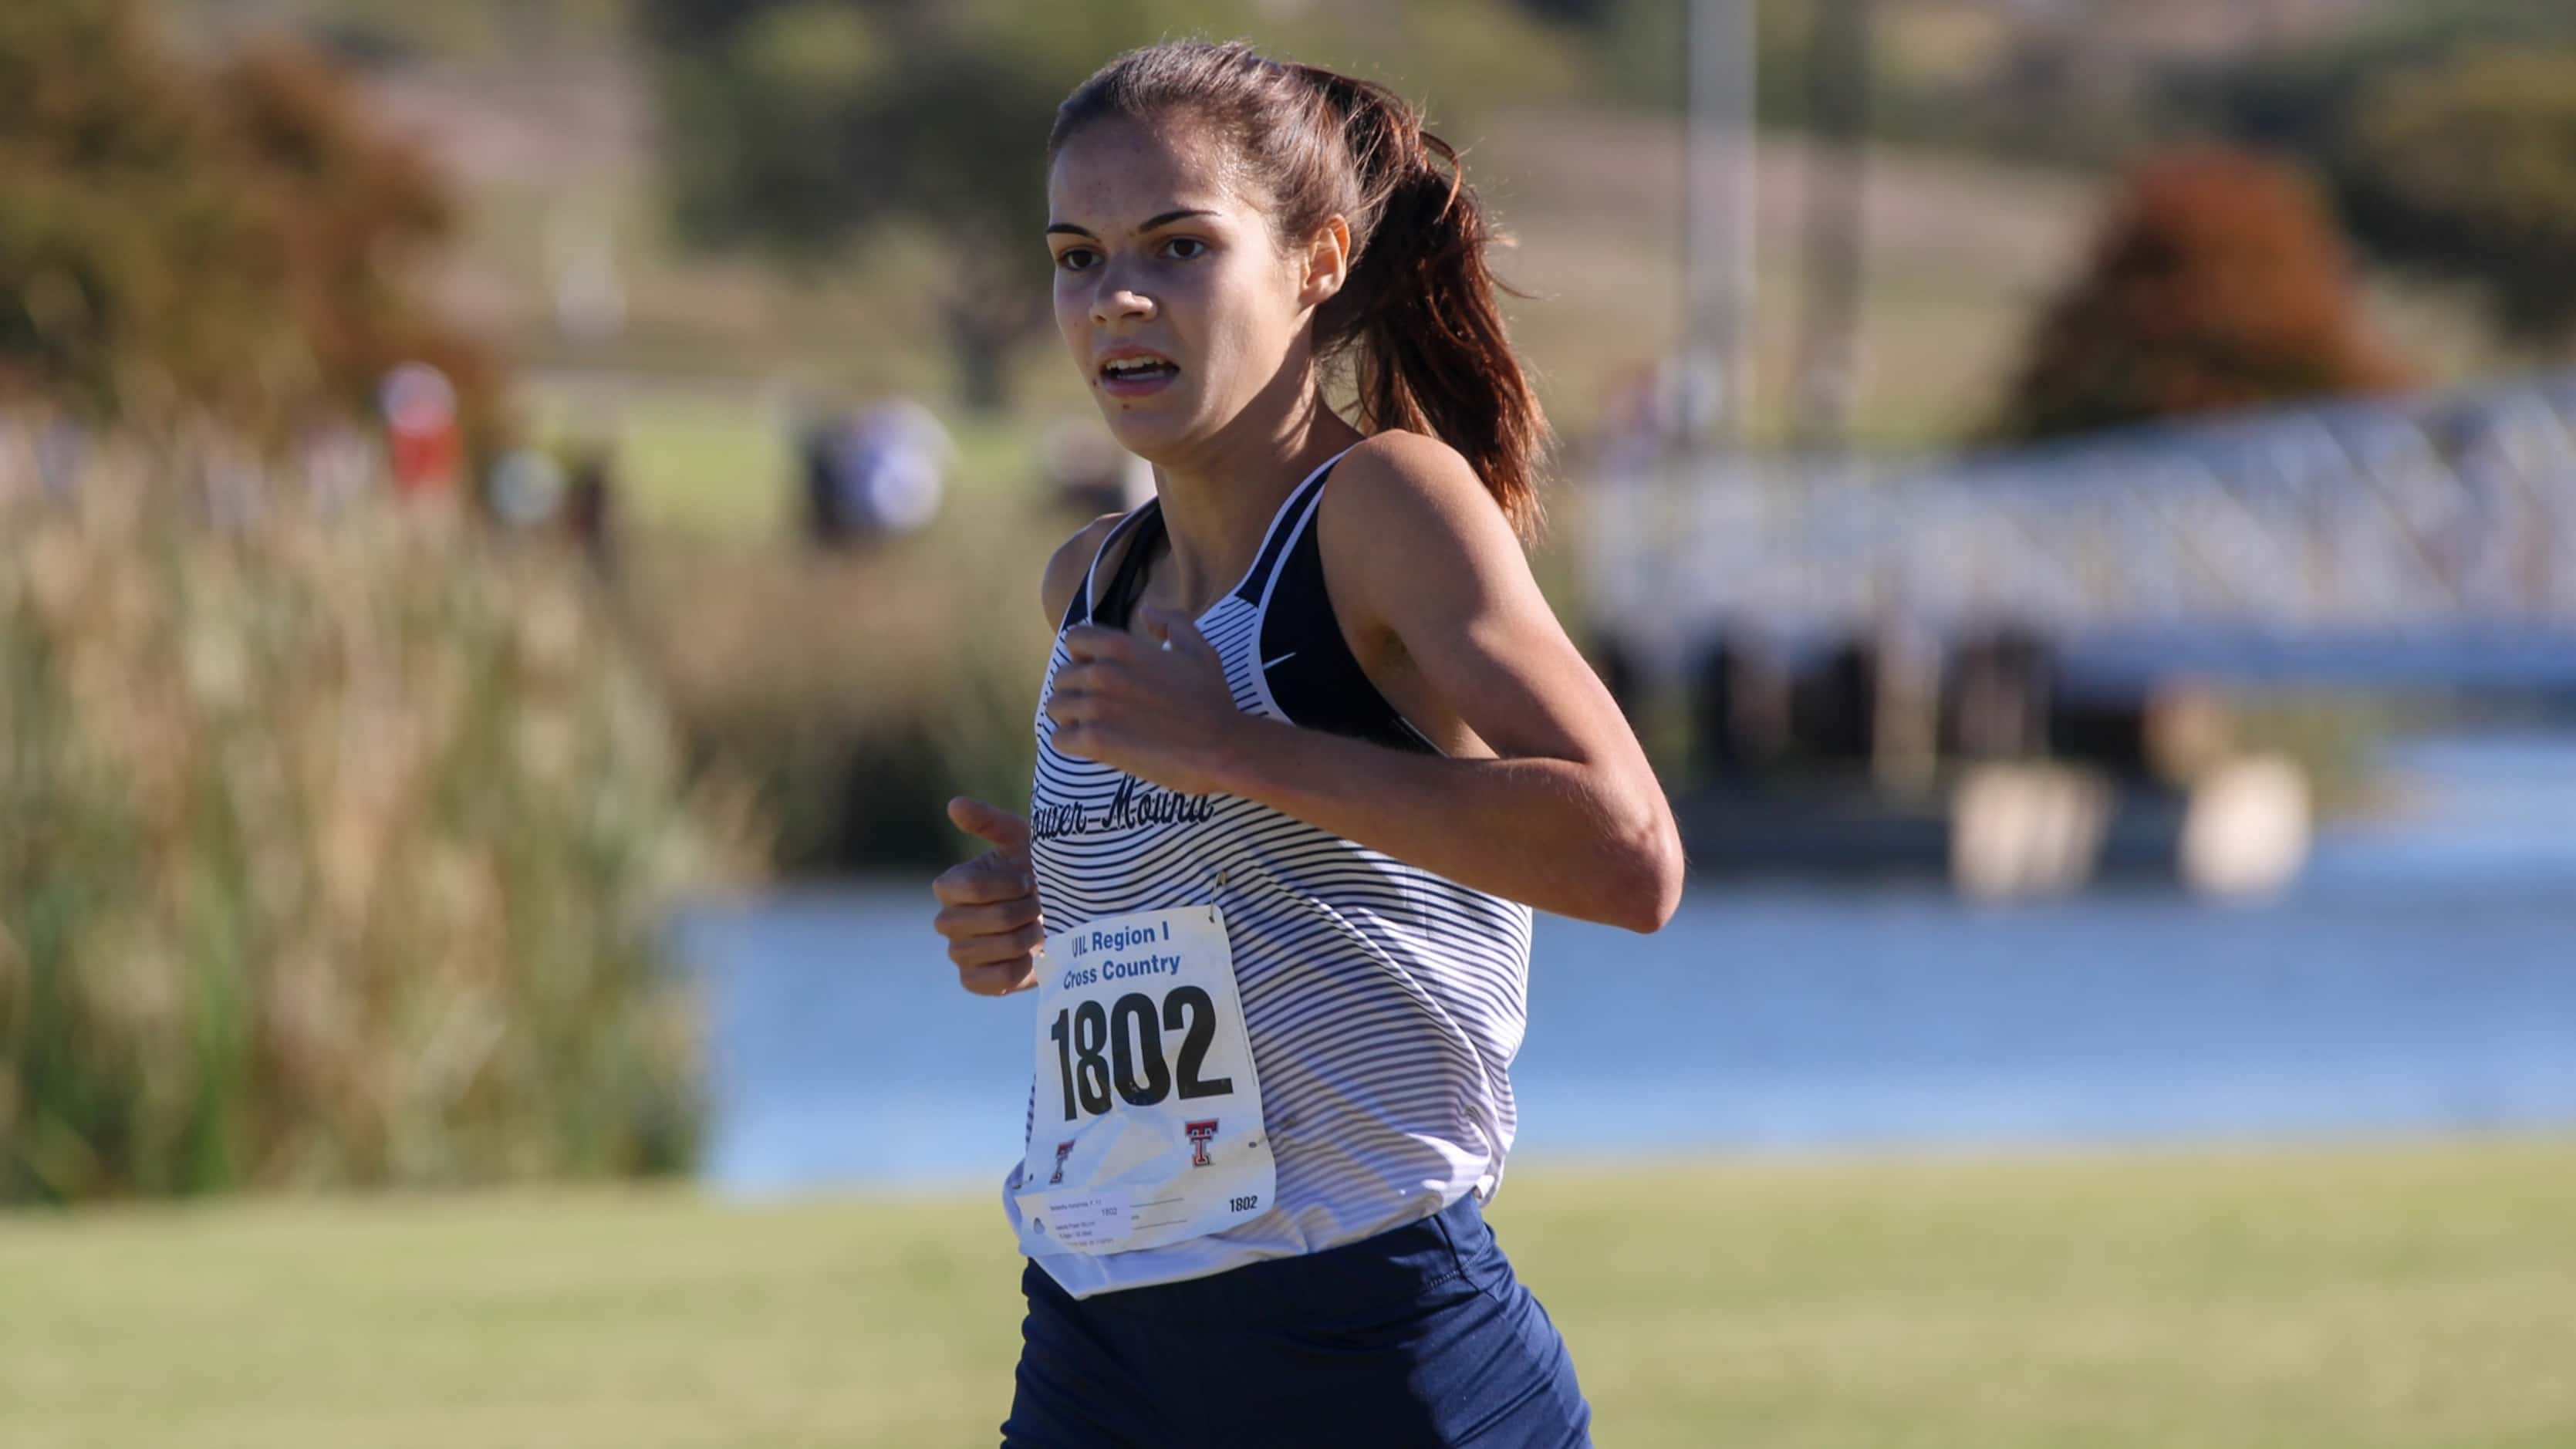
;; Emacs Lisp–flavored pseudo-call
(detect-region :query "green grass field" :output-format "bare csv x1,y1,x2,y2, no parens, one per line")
8,1137,2574,1447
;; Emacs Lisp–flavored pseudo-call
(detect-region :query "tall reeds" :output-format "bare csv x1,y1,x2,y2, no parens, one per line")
619,504,1067,876
1,432,732,1203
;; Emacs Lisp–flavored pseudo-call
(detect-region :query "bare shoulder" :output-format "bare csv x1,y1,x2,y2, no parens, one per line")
1326,431,1501,533
1040,513,1126,629
1318,431,1531,621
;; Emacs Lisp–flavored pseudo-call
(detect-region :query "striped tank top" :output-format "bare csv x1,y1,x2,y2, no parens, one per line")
1004,446,1538,1299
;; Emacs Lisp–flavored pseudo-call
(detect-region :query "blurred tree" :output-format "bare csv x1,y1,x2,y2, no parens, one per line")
0,2,495,439
1990,149,2406,444
214,37,502,435
0,0,292,424
1578,0,2154,163
181,0,637,63
1588,0,1813,117
2337,47,2576,346
640,0,1058,410
636,0,1585,411
2193,0,2576,155
2189,2,2576,347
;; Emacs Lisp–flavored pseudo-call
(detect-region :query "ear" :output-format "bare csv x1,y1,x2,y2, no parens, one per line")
1297,214,1352,310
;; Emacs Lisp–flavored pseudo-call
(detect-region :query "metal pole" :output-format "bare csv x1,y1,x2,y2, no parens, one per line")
1791,0,1872,453
1683,0,1758,454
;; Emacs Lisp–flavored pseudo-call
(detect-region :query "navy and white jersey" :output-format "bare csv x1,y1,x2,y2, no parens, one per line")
1004,445,1538,1299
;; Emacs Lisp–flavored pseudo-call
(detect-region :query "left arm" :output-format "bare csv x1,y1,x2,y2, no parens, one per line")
1043,434,1684,932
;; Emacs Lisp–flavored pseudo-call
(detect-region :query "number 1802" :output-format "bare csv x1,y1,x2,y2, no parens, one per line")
1048,987,1234,1120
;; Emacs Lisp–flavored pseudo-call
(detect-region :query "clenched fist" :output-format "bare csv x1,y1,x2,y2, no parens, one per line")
930,796,1045,996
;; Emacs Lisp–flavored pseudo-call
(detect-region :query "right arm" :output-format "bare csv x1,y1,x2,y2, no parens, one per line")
928,514,1123,996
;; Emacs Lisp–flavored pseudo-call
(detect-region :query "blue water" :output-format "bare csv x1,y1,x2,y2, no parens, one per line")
675,733,2576,1193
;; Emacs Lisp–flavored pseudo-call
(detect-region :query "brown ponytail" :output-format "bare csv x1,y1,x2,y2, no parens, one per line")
1051,42,1550,539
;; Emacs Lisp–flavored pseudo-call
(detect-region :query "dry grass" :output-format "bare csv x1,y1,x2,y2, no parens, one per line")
1,435,731,1201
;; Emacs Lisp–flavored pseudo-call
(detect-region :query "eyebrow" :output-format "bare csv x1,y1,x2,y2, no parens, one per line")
1045,209,1219,239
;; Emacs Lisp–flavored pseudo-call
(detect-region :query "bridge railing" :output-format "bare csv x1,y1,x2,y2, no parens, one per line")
1586,373,2576,670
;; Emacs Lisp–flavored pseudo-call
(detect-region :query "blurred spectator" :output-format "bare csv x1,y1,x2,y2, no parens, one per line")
799,412,849,544
194,433,267,532
487,444,569,530
1042,417,1138,517
801,399,953,547
36,414,87,505
564,445,620,573
380,361,463,502
298,419,376,515
1595,362,1676,478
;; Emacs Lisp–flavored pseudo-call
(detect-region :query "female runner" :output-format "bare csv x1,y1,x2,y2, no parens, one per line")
930,39,1683,1447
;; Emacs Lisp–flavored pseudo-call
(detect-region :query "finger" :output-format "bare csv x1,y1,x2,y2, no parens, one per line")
959,960,1038,996
946,796,1031,860
931,853,1033,907
947,920,1048,967
1044,690,1101,729
1136,604,1215,661
1050,661,1106,697
934,895,1044,940
1062,625,1139,664
1061,662,1149,704
1048,721,1107,761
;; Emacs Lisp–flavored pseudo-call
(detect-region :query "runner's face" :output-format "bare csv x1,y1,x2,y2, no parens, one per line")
1047,117,1314,459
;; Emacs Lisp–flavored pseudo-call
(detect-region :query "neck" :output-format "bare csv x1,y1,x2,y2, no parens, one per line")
1146,364,1365,616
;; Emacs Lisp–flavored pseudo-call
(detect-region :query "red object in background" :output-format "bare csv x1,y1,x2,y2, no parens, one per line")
380,362,461,498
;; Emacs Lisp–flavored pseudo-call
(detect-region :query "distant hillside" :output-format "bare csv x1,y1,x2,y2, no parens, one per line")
340,52,2502,451
337,56,2107,438
1983,0,2368,62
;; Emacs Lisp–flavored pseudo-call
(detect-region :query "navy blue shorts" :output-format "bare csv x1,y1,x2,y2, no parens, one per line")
1001,1194,1592,1447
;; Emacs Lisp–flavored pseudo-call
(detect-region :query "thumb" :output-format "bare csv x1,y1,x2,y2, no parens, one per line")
947,795,1031,862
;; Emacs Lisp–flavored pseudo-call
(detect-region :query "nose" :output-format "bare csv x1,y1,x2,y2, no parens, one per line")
1089,262,1155,328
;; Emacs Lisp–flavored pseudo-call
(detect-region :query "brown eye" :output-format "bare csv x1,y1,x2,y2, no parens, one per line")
1159,238,1208,261
1055,248,1099,272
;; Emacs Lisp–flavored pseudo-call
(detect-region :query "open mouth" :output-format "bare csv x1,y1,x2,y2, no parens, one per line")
1099,353,1180,392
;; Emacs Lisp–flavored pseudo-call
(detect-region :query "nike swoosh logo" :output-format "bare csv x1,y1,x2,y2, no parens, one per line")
1261,651,1298,670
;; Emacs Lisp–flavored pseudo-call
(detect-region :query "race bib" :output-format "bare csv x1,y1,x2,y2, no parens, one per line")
1014,904,1274,1257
